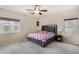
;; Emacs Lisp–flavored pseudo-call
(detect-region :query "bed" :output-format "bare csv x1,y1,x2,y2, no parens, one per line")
27,25,57,47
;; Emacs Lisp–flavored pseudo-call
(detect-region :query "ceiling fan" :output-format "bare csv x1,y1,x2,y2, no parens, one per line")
26,5,48,15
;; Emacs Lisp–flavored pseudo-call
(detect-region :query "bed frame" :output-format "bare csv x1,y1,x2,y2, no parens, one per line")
27,25,57,47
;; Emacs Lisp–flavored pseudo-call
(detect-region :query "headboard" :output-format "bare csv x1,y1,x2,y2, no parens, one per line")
41,25,57,34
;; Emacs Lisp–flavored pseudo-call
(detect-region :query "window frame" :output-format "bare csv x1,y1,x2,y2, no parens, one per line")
0,17,20,34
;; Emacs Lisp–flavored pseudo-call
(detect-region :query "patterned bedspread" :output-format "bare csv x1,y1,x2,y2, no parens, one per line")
27,31,55,42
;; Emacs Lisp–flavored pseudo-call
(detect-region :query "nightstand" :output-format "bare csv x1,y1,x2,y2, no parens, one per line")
56,35,62,42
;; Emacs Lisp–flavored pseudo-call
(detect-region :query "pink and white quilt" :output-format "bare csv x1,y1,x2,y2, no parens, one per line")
27,31,55,42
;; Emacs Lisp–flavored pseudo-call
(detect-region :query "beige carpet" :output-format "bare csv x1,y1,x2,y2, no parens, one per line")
0,41,79,54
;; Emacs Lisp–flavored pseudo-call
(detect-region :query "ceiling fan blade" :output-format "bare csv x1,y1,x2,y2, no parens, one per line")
32,12,35,15
26,9,34,11
29,12,35,15
39,12,42,15
40,10,47,12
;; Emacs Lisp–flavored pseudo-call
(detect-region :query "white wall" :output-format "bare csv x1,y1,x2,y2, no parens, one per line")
0,8,38,45
40,8,79,45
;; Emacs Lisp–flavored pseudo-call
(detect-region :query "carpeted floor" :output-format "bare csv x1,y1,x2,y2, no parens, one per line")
0,41,79,54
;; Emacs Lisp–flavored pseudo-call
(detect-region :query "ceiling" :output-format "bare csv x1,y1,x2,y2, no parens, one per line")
0,5,78,18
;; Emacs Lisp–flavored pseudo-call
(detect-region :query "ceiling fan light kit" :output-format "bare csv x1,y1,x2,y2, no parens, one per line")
35,10,40,14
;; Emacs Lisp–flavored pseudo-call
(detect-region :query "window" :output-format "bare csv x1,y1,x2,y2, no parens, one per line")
0,17,20,34
64,18,78,35
11,21,20,32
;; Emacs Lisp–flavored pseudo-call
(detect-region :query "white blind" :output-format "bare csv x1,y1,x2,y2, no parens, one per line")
64,18,78,35
0,17,20,34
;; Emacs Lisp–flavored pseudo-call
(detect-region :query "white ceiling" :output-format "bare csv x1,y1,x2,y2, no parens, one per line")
0,5,78,18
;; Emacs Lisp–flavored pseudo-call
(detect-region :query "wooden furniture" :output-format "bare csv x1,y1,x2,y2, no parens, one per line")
27,25,57,47
56,35,62,42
